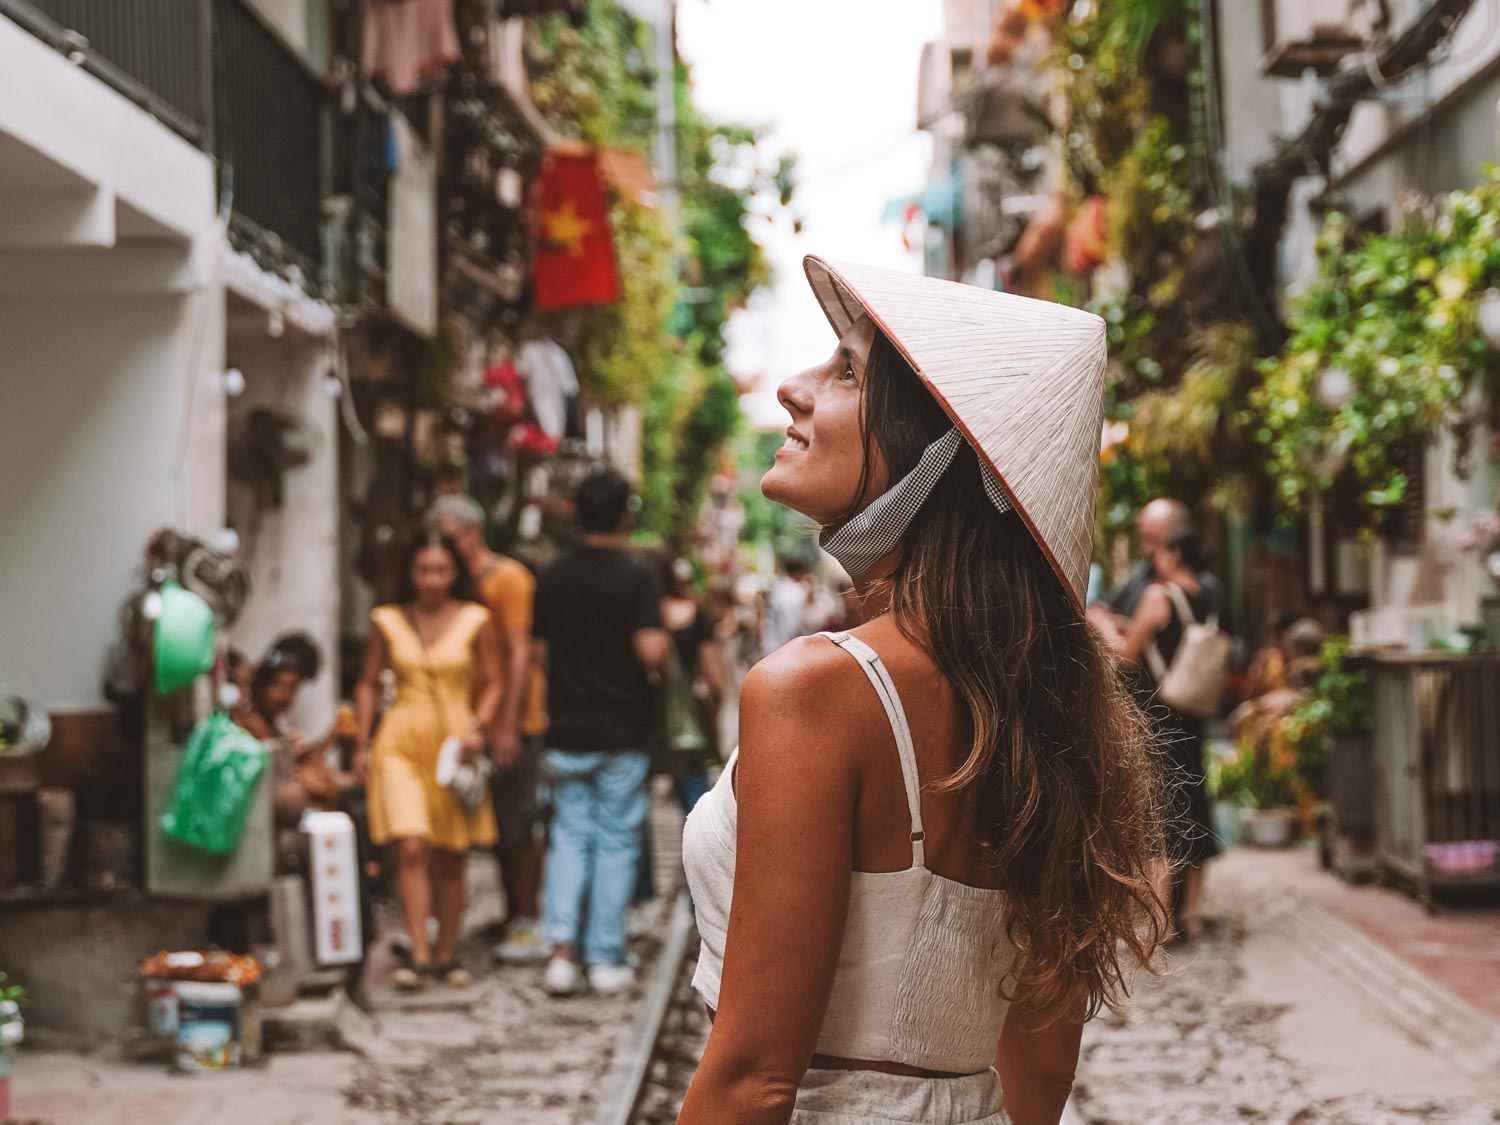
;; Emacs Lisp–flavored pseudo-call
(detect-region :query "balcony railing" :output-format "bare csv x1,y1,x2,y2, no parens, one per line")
214,0,328,271
2,0,330,274
0,0,211,141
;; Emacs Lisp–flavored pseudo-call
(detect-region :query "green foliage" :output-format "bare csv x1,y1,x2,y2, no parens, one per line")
0,971,25,1022
638,349,741,546
1058,0,1219,519
1215,738,1304,809
529,2,792,544
1222,636,1370,807
1096,442,1162,539
1099,118,1195,288
1056,5,1161,188
530,1,656,152
669,366,741,544
1276,636,1372,799
573,195,683,405
1251,174,1500,515
638,356,698,537
1127,322,1256,467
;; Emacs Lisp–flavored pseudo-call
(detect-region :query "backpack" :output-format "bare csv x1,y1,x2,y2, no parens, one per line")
1144,583,1229,719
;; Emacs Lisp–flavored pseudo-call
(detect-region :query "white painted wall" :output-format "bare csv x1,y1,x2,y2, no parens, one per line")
1334,0,1500,188
1214,0,1289,186
1365,428,1499,621
224,322,341,732
0,286,225,709
1334,47,1500,622
0,13,223,711
0,16,216,244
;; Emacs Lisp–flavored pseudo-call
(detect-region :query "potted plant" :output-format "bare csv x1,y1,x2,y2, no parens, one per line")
0,972,25,1120
1283,638,1375,867
1217,737,1304,847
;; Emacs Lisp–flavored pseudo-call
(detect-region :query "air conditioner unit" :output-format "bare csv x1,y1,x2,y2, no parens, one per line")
1261,0,1367,78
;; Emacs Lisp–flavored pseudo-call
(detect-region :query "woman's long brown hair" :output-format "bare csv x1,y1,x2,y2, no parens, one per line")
852,330,1165,1019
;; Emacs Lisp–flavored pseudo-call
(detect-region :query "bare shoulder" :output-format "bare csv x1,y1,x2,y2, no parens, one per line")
738,635,880,784
742,634,860,708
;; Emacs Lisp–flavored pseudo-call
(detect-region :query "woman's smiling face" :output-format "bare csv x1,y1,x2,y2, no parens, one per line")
760,317,889,525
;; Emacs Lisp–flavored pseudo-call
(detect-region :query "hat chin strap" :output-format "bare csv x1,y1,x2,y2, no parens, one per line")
819,427,1012,577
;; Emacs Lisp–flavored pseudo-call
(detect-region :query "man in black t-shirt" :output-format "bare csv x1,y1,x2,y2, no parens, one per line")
534,468,668,996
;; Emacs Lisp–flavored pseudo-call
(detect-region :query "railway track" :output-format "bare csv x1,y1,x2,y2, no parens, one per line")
593,891,706,1125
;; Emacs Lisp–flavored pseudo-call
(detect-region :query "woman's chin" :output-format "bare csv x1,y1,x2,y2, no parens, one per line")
760,465,813,517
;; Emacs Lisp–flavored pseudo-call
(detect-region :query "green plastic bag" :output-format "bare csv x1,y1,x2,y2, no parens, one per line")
160,713,269,855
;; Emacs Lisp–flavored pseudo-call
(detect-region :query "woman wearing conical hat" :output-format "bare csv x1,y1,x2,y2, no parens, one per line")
680,258,1165,1124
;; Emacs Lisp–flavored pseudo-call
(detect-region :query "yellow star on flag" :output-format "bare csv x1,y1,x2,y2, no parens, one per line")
542,199,593,259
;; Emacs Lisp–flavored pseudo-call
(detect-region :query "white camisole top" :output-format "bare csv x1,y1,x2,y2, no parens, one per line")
681,631,1017,1075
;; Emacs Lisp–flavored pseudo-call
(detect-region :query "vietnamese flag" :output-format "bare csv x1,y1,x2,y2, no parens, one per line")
532,150,620,310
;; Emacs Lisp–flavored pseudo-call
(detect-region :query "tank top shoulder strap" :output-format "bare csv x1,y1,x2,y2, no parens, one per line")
820,631,926,868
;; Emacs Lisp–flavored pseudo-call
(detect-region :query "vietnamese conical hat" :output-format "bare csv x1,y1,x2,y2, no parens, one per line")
803,255,1106,607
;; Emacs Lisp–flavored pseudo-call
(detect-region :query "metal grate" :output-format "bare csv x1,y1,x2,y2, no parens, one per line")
2,0,209,139
213,0,326,267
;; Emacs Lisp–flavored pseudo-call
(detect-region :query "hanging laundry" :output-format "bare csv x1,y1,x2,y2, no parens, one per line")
363,0,461,97
515,338,579,440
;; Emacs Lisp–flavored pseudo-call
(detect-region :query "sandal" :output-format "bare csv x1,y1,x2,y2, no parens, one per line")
434,962,474,988
392,964,430,992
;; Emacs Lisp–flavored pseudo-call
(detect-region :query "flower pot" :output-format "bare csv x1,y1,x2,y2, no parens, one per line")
1241,807,1297,848
0,1041,15,1119
1212,800,1242,848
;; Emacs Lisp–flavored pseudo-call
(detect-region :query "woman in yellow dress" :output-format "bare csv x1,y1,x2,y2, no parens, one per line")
353,533,503,989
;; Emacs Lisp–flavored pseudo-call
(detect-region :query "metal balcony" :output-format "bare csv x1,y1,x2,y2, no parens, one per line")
213,0,328,270
0,0,211,141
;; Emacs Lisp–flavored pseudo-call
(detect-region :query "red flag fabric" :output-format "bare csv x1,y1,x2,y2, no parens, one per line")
532,151,620,310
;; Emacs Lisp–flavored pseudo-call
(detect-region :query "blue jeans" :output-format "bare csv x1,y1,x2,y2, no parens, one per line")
541,750,650,967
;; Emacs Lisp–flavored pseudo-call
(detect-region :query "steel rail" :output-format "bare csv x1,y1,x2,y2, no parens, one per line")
594,890,697,1125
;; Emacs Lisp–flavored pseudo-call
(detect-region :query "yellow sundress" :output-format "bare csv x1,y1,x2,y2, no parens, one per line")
367,603,499,851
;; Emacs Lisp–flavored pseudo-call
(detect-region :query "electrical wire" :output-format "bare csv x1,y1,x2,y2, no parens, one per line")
331,331,370,446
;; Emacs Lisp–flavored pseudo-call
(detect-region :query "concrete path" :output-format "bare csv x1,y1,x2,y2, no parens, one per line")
1070,846,1500,1124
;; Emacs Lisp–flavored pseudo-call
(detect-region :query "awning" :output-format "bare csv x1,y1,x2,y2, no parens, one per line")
597,148,659,207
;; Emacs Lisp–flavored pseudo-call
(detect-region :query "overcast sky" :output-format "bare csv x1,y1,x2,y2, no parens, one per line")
676,0,941,428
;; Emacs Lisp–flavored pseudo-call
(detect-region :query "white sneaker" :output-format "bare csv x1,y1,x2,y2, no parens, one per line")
542,956,582,997
587,963,636,995
494,919,547,965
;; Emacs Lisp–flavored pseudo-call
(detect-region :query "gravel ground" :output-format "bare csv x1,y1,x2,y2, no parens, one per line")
344,926,666,1125
344,789,690,1125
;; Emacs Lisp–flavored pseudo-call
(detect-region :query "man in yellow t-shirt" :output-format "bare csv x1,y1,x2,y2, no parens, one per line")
430,494,548,963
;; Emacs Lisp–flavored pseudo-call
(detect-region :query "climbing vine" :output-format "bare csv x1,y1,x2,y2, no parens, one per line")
1251,175,1500,514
